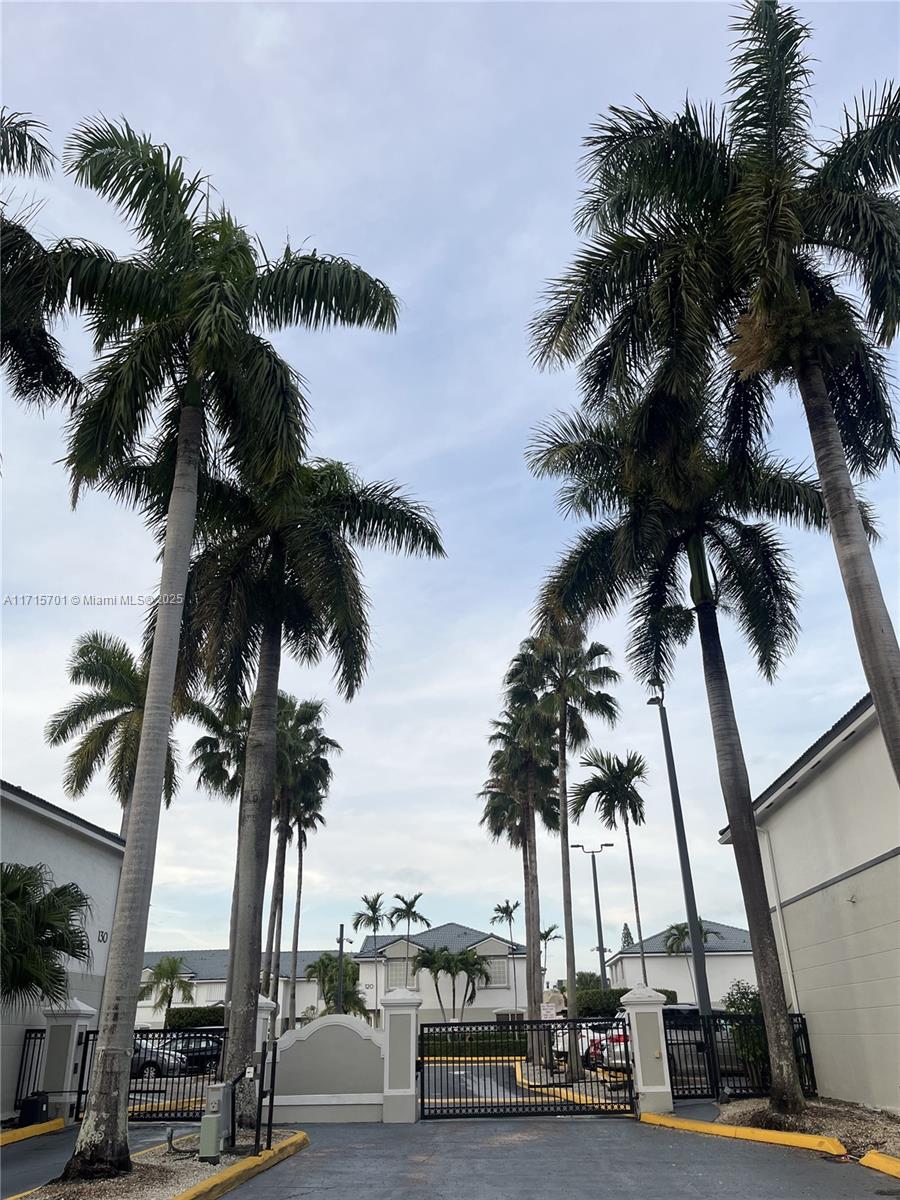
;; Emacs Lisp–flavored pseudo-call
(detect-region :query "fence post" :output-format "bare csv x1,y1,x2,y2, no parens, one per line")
381,988,423,1123
256,995,277,1054
40,998,96,1122
621,986,673,1115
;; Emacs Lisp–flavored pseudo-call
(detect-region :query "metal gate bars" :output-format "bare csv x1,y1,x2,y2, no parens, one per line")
418,1017,635,1119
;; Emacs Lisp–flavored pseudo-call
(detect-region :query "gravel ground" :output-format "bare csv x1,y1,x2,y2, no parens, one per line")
25,1130,299,1200
717,1096,900,1158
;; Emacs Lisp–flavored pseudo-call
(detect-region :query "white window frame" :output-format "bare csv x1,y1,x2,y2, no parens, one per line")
485,955,509,988
385,958,418,991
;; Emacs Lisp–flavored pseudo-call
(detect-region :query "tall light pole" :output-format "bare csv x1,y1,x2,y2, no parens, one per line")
571,843,613,989
647,679,713,1017
336,925,353,1015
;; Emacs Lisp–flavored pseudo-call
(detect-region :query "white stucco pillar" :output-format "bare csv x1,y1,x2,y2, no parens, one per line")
620,985,673,1115
40,997,96,1122
256,994,277,1053
380,988,423,1123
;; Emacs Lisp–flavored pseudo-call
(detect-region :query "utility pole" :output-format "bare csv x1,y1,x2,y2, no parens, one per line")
572,843,613,989
336,924,348,1015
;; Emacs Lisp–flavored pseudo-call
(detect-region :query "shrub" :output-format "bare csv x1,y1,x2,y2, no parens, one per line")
575,986,677,1017
165,1004,226,1030
722,979,762,1016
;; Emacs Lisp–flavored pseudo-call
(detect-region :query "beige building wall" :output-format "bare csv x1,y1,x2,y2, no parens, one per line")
608,952,756,1003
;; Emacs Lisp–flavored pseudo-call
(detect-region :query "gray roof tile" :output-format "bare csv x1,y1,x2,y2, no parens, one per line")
356,921,525,957
143,948,332,981
611,921,752,958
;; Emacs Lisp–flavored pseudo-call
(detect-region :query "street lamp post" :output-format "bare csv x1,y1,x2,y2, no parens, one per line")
571,843,614,989
647,680,713,1017
336,924,353,1015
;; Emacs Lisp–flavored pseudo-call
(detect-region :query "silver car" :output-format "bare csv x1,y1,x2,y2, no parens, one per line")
130,1039,188,1080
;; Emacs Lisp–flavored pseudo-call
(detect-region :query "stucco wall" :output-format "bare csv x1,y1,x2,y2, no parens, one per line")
135,974,321,1029
1,790,123,1118
607,953,756,1003
273,1015,385,1123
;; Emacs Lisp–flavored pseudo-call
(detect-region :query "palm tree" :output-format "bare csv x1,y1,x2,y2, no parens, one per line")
45,632,181,838
572,750,650,986
530,407,844,1111
138,955,195,1022
540,926,562,978
412,947,451,1024
0,109,81,406
305,953,367,1017
489,900,521,1014
286,780,331,1029
530,1,900,787
353,893,387,1025
1,863,91,1005
515,622,619,1022
663,921,723,1005
184,461,442,1086
388,894,431,988
459,949,492,1018
60,118,397,1178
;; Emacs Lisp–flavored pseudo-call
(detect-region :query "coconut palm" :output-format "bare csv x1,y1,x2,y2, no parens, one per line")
60,118,397,1178
412,947,451,1024
514,622,619,1022
305,953,366,1017
459,949,492,1017
138,955,195,1022
183,461,441,1086
1,862,91,1006
353,893,387,1025
540,925,562,978
530,405,842,1112
530,1,900,787
0,109,81,406
572,751,650,985
45,632,181,838
663,920,723,1005
489,900,521,1013
388,894,431,988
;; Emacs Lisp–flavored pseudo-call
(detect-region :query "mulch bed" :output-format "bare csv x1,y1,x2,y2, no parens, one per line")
717,1096,900,1158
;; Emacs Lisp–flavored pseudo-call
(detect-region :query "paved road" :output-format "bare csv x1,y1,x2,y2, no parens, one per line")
1,1123,198,1198
234,1118,884,1200
421,1060,632,1116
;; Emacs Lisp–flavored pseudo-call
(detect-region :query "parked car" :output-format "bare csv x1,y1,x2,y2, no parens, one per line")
130,1039,188,1080
662,1005,748,1083
551,1020,628,1071
164,1033,223,1074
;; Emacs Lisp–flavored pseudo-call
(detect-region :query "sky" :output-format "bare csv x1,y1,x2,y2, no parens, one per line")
2,1,898,982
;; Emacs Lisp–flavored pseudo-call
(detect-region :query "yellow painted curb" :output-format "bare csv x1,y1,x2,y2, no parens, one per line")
860,1150,900,1179
170,1130,310,1200
0,1118,65,1147
513,1060,633,1114
640,1112,847,1156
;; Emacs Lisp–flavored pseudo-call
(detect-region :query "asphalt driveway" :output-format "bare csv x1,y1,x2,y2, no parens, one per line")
234,1118,887,1200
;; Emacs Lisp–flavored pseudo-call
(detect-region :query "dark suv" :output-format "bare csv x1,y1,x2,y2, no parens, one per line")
164,1032,224,1073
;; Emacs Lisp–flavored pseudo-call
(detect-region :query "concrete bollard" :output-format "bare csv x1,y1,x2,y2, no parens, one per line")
620,985,674,1115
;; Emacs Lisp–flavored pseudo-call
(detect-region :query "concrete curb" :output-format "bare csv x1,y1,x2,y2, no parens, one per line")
640,1112,848,1156
170,1131,310,1200
859,1150,900,1179
0,1119,65,1148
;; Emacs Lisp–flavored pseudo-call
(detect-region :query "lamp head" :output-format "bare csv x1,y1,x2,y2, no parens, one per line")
647,676,665,705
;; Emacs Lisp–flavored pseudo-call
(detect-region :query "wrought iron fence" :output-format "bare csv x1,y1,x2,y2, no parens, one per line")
14,1029,46,1109
663,1010,816,1101
419,1017,635,1119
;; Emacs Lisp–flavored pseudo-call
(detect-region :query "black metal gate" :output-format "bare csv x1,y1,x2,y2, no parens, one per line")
75,1028,228,1121
15,1029,46,1110
663,1010,817,1101
418,1018,635,1119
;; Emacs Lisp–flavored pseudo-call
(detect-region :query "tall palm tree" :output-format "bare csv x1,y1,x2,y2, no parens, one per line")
185,461,442,1086
530,1,900,786
353,893,387,1025
388,894,431,988
572,750,650,985
287,792,330,1029
515,622,619,1022
490,900,521,1013
540,925,562,978
530,407,847,1111
663,921,723,1005
45,632,181,838
459,949,492,1018
138,955,195,1022
1,863,91,1005
60,119,397,1178
412,947,450,1024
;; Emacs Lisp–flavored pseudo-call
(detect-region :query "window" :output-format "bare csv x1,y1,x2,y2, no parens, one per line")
385,958,416,990
495,1011,524,1024
486,956,508,988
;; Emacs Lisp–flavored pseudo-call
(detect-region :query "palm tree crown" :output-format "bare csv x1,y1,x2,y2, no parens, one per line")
138,955,195,1018
1,862,91,1006
389,894,431,989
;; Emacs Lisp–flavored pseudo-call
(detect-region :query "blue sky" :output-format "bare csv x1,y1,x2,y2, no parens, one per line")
3,1,897,980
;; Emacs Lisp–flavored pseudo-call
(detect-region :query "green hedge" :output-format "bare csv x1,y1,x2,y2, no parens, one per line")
165,1004,226,1030
575,986,677,1017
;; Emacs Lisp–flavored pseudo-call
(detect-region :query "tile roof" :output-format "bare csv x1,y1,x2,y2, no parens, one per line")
2,778,125,849
610,921,752,959
142,948,332,981
356,920,525,957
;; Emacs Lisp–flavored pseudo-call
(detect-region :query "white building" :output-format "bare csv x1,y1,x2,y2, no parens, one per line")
606,921,757,1004
721,694,900,1114
1,779,124,1119
354,921,527,1025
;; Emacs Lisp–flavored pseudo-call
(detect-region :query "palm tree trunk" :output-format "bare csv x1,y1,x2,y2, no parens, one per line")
433,973,448,1023
557,697,584,1080
695,600,804,1114
287,838,304,1028
622,814,648,986
222,615,282,1123
522,768,543,1020
222,788,244,1044
508,916,519,1013
119,785,134,840
797,362,900,786
373,926,379,1027
263,820,289,997
404,917,411,988
64,403,202,1180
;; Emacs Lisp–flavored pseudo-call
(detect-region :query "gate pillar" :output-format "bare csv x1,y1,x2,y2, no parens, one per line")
40,998,96,1122
621,986,673,1115
381,988,423,1123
